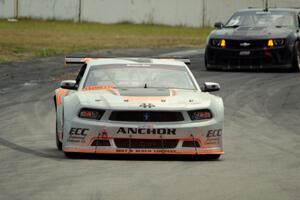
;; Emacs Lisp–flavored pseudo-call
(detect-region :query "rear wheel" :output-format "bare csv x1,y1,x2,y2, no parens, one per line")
292,41,300,72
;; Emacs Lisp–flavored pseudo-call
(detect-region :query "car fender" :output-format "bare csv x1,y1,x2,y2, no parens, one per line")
209,95,224,123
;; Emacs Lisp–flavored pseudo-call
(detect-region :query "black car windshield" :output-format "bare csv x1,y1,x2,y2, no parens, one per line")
83,64,196,90
225,10,296,27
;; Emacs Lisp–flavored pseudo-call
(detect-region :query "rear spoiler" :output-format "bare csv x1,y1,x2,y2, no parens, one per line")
64,56,191,65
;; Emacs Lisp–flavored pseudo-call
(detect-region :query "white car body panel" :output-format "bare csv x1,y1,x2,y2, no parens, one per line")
54,58,224,156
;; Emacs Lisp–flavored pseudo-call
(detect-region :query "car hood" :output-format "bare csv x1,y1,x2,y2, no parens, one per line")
210,26,294,40
74,88,215,110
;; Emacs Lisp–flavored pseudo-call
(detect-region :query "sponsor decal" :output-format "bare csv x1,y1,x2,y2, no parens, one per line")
116,149,177,153
207,129,222,137
116,127,176,135
68,128,89,143
206,129,222,145
69,128,89,136
100,128,108,139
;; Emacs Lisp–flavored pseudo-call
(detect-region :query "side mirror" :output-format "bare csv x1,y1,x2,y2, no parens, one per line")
201,82,220,92
214,22,224,29
60,80,77,90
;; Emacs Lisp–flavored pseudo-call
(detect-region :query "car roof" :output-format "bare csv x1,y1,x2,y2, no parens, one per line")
86,58,187,67
237,8,300,13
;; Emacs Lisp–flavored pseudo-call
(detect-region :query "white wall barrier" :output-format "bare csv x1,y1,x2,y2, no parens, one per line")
1,0,300,27
18,0,79,20
0,0,15,18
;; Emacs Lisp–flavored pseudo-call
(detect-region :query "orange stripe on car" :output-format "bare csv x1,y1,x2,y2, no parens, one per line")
83,85,114,91
123,89,177,102
170,89,178,96
55,88,69,106
80,58,93,62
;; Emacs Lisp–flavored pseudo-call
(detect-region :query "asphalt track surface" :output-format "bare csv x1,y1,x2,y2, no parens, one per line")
0,48,299,200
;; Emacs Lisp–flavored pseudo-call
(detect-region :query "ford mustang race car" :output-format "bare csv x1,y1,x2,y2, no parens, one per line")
205,8,300,71
54,57,224,159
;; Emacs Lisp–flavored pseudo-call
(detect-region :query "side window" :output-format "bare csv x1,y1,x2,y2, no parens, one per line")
75,64,87,86
298,14,300,27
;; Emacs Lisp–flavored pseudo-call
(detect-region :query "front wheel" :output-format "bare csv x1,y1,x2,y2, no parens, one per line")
205,154,221,160
56,120,62,150
205,54,221,71
64,152,78,158
204,53,213,71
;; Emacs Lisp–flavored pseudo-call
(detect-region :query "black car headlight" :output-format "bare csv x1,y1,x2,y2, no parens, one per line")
211,39,226,48
78,108,104,120
268,39,285,47
188,109,213,121
273,39,285,46
211,39,221,46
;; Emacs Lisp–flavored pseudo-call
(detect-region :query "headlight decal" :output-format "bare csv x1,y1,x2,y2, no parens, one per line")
78,108,105,120
188,109,213,121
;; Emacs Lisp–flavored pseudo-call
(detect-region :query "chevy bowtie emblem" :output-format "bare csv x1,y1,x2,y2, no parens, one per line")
139,103,156,108
240,42,251,47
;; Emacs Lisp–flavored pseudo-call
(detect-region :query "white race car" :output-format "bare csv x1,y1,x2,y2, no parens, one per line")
54,57,224,159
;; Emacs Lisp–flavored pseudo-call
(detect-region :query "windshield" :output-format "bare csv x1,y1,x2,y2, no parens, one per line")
83,64,196,90
225,11,296,27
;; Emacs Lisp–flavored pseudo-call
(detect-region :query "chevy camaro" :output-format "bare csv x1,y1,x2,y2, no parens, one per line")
205,8,300,71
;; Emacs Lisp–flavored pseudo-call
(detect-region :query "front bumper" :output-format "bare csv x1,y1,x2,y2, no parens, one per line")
63,118,224,155
205,45,293,69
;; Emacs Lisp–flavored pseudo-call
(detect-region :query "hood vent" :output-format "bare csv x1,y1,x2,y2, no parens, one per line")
119,88,171,97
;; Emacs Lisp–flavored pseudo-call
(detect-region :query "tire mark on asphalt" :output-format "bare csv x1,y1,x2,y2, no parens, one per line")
0,97,50,110
0,136,63,160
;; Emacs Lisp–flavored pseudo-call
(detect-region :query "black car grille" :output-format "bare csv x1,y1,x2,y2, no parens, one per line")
109,111,184,122
114,139,179,149
182,141,200,147
225,40,267,49
207,48,289,67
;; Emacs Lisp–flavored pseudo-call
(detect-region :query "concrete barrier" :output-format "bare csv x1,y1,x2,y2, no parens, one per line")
0,0,16,18
18,0,79,21
0,0,300,27
80,0,204,27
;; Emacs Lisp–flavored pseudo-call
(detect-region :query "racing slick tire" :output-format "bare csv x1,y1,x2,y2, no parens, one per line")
204,53,220,71
203,154,221,160
56,120,62,151
64,152,78,158
292,41,300,72
205,65,221,71
54,96,62,150
204,53,212,71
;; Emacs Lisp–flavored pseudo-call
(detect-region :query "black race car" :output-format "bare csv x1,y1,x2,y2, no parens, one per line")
205,8,300,71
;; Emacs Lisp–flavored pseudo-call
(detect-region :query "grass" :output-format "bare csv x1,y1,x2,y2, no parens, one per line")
0,19,212,62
